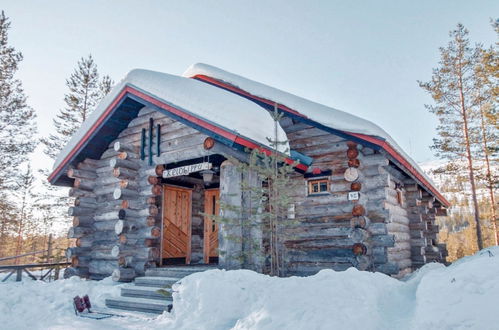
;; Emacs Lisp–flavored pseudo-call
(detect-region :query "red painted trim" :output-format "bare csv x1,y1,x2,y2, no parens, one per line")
191,74,449,207
348,133,450,207
48,85,308,184
47,87,129,183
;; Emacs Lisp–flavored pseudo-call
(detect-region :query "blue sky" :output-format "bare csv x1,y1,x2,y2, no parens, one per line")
2,0,498,165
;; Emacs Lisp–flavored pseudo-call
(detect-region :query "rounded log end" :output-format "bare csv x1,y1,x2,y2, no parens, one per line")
147,176,159,185
112,267,136,282
352,243,368,256
118,209,127,220
151,227,161,238
109,158,118,169
348,159,360,168
151,185,162,196
68,227,75,239
65,248,73,259
113,141,122,152
347,148,359,159
352,204,365,217
154,165,165,177
203,137,215,150
67,168,76,178
113,188,122,200
115,220,125,235
119,234,127,244
350,216,369,229
111,245,120,258
113,168,120,178
350,182,362,191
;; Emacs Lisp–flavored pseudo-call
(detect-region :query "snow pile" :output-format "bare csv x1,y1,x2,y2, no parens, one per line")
52,68,289,173
165,247,499,330
2,248,499,329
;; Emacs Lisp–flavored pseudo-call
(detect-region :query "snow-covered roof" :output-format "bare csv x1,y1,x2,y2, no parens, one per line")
183,63,448,206
52,69,290,173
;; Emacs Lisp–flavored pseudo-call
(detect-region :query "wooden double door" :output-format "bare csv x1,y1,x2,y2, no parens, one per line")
161,186,219,265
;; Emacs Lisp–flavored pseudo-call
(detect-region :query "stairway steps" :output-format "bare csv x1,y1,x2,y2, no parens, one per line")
145,266,217,277
105,297,172,314
105,265,216,314
121,285,172,300
134,276,180,288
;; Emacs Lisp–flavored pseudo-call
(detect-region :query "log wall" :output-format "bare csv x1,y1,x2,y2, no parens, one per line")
65,106,213,280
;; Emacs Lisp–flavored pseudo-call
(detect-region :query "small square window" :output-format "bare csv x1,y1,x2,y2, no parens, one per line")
308,179,329,195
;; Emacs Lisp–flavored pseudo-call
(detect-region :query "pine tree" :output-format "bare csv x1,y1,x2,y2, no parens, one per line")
14,165,36,263
419,24,485,250
0,11,37,190
473,20,499,244
42,54,113,159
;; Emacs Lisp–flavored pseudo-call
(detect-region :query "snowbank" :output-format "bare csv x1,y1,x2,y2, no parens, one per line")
2,248,499,329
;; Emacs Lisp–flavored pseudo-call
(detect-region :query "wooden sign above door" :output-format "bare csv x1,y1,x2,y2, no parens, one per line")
162,162,212,178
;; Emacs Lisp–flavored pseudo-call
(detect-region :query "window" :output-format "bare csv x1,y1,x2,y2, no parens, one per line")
308,178,329,195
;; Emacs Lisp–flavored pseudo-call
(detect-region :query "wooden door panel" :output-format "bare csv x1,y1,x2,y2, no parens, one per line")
162,186,192,264
204,189,220,263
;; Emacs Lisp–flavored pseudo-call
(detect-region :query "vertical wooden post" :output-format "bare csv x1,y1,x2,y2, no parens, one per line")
16,268,22,282
47,234,53,264
219,160,243,270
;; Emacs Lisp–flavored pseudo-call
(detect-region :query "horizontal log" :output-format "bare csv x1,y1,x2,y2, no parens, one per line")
112,267,136,282
114,141,139,153
371,235,395,247
113,167,138,180
67,168,97,180
367,223,387,235
118,206,159,219
68,227,94,238
93,221,118,231
94,211,119,222
74,178,95,191
66,247,91,259
373,262,399,275
91,249,117,260
88,260,119,275
118,235,157,246
115,220,141,235
73,216,94,227
68,206,94,217
114,188,139,200
68,188,95,198
119,180,138,190
111,245,159,259
117,227,161,239
64,267,89,279
93,186,117,196
71,256,90,267
349,228,370,243
76,237,92,248
110,158,140,170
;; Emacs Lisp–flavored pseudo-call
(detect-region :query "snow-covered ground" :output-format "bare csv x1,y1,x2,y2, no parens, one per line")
1,247,498,330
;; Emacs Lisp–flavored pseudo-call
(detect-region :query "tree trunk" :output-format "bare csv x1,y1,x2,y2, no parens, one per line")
478,102,498,245
459,75,483,250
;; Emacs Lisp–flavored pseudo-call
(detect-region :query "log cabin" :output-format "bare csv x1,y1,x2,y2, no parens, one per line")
49,63,449,282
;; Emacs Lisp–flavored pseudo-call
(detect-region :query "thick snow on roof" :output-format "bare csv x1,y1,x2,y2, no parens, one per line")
53,69,289,171
183,63,437,192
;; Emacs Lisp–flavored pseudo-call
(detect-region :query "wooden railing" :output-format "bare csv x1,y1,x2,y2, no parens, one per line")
0,262,71,282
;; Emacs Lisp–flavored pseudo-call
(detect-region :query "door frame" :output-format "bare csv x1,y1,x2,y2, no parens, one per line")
160,184,193,266
203,188,220,264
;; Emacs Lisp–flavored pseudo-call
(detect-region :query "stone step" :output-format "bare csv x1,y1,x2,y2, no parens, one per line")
105,296,172,314
145,265,217,277
121,285,172,300
134,276,180,288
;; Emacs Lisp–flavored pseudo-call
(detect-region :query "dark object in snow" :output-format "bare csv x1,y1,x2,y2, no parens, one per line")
73,295,123,320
